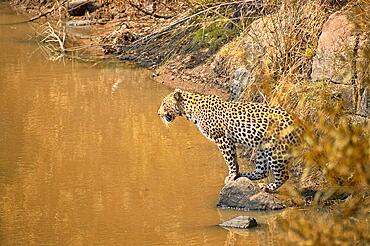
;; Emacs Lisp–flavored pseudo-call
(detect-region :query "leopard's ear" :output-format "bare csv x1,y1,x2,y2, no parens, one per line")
174,89,183,102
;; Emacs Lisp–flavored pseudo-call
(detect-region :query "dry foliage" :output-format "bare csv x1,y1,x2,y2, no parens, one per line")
245,0,330,79
301,118,369,188
238,1,370,243
277,195,370,245
103,0,275,66
275,103,369,245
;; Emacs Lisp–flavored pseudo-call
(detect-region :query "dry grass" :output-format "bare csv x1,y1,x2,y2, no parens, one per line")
275,99,369,244
229,1,370,243
247,0,330,79
276,194,370,245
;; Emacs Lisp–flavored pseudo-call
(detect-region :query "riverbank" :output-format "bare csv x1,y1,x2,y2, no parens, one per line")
8,0,227,97
9,1,369,117
7,1,370,243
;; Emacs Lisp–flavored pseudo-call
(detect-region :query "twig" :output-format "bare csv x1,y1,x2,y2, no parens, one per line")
126,1,248,48
28,5,56,22
35,21,67,60
128,1,173,19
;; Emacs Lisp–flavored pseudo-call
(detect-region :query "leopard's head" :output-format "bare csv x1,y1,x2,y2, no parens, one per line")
158,89,184,125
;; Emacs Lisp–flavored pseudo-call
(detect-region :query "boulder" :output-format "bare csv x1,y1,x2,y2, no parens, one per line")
311,12,369,116
229,67,249,101
217,177,286,210
219,216,258,229
311,13,357,85
226,15,280,99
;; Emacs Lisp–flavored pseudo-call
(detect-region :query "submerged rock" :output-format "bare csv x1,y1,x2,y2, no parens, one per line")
217,177,286,211
219,216,258,229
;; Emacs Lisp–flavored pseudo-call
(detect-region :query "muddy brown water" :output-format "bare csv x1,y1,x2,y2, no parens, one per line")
0,3,281,245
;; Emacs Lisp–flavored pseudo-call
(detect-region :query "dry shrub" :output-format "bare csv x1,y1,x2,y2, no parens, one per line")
105,0,187,15
269,78,341,122
258,0,369,190
270,76,369,181
276,194,370,245
265,1,370,242
301,118,369,187
344,0,370,30
105,1,248,66
275,110,369,244
270,78,369,244
244,0,331,81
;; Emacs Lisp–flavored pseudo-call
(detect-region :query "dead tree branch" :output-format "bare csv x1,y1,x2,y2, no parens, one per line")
128,1,173,19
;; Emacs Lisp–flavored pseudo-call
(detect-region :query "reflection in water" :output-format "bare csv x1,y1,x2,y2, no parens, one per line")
0,3,281,246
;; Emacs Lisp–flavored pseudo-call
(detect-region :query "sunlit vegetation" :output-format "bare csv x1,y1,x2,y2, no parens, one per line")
253,1,369,244
185,0,369,243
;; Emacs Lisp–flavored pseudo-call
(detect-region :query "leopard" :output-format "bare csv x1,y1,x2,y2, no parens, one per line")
157,88,303,192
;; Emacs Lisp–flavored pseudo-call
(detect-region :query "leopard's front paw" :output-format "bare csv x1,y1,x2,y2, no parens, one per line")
263,183,278,193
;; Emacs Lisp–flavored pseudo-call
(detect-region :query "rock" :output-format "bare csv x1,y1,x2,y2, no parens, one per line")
311,12,369,116
65,20,91,27
228,66,268,103
300,188,351,206
311,13,357,85
329,83,356,112
65,0,100,16
217,177,286,210
229,67,249,101
219,216,258,229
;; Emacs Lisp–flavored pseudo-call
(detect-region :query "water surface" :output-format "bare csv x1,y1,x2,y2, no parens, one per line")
0,3,278,245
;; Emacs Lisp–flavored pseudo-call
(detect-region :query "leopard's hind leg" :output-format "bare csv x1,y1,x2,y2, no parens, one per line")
239,148,269,180
240,146,289,192
264,144,289,192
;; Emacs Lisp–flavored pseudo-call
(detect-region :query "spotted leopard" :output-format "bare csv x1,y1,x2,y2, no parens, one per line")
158,89,303,192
